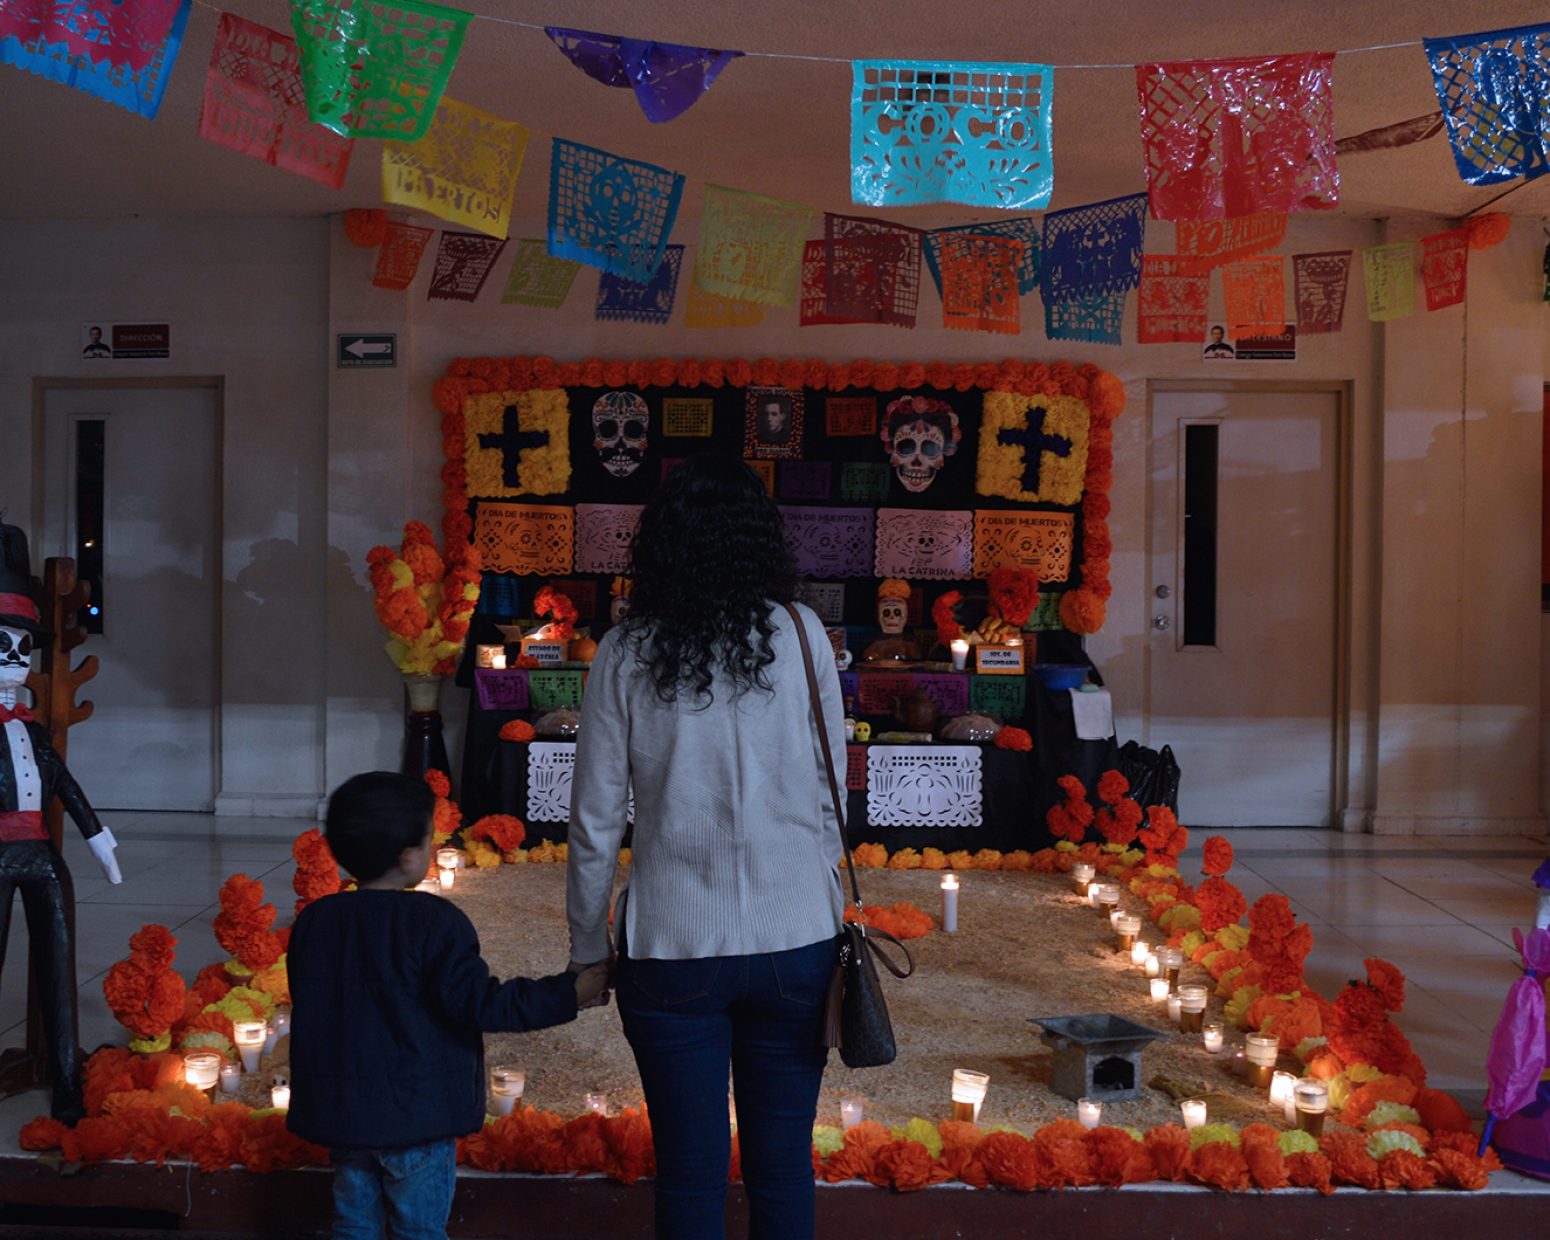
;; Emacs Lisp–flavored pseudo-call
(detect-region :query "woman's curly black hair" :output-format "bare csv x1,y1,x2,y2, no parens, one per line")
622,454,798,704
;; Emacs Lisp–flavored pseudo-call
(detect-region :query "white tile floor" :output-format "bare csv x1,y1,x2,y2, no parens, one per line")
1,817,1547,1124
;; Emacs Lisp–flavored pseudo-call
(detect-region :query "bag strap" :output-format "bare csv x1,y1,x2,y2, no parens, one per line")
783,602,866,913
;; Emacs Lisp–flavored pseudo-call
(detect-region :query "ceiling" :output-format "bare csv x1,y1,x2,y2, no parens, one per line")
2,0,1548,224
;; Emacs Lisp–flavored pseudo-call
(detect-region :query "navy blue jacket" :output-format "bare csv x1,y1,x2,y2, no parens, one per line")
286,888,577,1150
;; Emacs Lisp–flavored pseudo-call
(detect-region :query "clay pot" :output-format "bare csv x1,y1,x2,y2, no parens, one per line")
892,691,940,732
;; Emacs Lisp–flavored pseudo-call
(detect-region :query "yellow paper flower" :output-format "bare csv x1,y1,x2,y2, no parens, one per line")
465,839,502,868
1223,985,1263,1027
812,1126,845,1158
977,392,1091,505
129,1031,172,1054
464,389,572,498
890,1118,943,1159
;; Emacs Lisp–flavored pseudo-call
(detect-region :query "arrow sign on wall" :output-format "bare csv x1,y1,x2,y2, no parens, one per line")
337,334,397,368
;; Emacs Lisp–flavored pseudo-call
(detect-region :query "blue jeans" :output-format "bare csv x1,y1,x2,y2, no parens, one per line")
618,936,837,1240
329,1139,457,1240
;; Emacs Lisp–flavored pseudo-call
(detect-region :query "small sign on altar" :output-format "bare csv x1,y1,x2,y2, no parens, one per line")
520,638,567,666
974,644,1026,675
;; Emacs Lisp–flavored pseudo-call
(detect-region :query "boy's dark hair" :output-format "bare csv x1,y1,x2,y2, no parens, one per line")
325,771,434,882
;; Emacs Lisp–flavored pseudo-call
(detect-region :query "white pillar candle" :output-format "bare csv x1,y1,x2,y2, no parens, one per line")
940,873,959,933
1077,1098,1103,1130
489,651,507,670
438,866,455,891
1270,1070,1297,1109
233,1019,267,1073
183,1051,221,1092
1180,1099,1207,1129
219,1063,241,1095
1202,1021,1225,1053
1149,977,1171,1003
950,1068,990,1123
585,1091,609,1116
950,639,969,670
1131,939,1150,967
1144,952,1161,978
840,1097,864,1131
270,1084,291,1110
490,1066,526,1116
1167,993,1183,1023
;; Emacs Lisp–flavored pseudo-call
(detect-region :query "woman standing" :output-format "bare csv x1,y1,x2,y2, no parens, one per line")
567,455,845,1239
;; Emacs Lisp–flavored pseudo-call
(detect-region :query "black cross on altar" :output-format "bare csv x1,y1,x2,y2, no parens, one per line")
997,406,1073,492
479,405,550,488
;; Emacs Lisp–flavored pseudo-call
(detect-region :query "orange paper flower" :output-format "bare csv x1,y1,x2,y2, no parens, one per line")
499,719,536,742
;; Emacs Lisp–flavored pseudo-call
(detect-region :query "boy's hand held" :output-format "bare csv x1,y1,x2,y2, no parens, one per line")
575,961,612,1010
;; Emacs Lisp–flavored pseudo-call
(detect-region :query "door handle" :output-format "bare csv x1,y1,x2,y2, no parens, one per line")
1152,615,1171,631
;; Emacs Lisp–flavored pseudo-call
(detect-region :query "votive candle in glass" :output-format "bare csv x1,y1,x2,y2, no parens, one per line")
1131,939,1151,967
951,1069,990,1123
1149,976,1171,1003
438,865,455,891
1181,1099,1207,1130
183,1051,221,1093
585,1091,609,1116
950,639,970,671
840,1097,864,1131
1177,984,1209,1034
219,1063,241,1095
1294,1079,1329,1137
1145,951,1161,978
475,644,504,669
1114,913,1142,953
1245,1034,1279,1088
436,847,461,871
1159,946,1184,988
1071,863,1096,897
1077,1098,1103,1130
490,1066,525,1116
233,1018,267,1073
1167,993,1183,1023
270,1084,291,1110
1202,1020,1225,1053
940,873,959,933
1095,884,1121,915
1270,1070,1297,1109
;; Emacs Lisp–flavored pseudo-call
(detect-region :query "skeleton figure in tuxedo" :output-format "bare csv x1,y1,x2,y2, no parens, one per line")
0,525,120,1122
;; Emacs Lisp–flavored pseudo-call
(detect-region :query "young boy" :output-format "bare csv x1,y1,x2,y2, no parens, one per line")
288,771,609,1238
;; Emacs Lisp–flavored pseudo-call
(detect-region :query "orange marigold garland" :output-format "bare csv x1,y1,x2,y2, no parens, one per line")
102,925,187,1050
992,725,1032,752
844,901,936,939
1201,835,1234,877
986,567,1038,627
366,521,481,677
426,769,462,844
1092,769,1143,847
212,876,284,974
1045,774,1095,843
1137,804,1187,866
468,814,526,854
291,828,344,918
499,719,536,742
532,586,579,643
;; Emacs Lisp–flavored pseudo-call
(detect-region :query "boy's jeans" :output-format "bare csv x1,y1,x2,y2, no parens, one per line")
330,1138,457,1240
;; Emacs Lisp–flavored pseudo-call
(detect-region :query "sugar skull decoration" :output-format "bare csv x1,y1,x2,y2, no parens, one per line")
876,578,911,635
880,395,961,493
609,576,633,626
592,391,649,478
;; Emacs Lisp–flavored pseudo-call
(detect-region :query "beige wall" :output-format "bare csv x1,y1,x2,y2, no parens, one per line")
3,210,1544,831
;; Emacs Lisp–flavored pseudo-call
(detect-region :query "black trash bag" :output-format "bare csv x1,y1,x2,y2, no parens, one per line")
1116,740,1181,813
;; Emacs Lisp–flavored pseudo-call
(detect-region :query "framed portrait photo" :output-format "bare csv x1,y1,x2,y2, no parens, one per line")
744,387,805,459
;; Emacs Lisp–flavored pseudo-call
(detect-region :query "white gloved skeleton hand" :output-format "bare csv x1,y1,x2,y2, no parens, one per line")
87,826,123,885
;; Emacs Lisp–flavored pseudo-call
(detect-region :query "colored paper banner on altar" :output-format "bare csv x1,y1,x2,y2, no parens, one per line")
1136,52,1338,219
779,462,833,503
972,511,1075,582
782,507,876,578
1137,255,1209,343
693,184,811,307
475,668,530,712
528,669,585,711
1425,24,1550,186
1174,211,1288,274
428,232,508,303
596,245,684,325
549,138,685,284
874,509,974,580
661,399,714,437
382,97,528,239
937,234,1023,335
372,222,435,290
838,670,860,703
745,459,775,495
546,579,598,619
856,672,916,716
845,745,867,792
1292,250,1352,334
501,240,581,309
827,397,877,437
1362,242,1416,321
970,673,1026,720
1222,256,1286,338
866,746,983,827
977,391,1090,506
1045,290,1129,346
682,280,767,328
0,0,191,119
1026,591,1065,632
544,26,741,124
798,240,863,326
823,214,925,328
199,12,353,189
925,218,1041,296
912,673,970,719
290,0,470,141
574,504,644,574
1041,194,1148,303
797,581,845,623
473,503,574,575
463,390,571,498
850,59,1054,209
1421,228,1469,310
839,461,890,504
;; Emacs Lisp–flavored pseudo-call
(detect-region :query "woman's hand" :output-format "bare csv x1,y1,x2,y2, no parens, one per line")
571,958,614,1010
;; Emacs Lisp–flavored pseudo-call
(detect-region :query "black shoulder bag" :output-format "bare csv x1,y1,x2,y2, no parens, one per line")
784,603,913,1068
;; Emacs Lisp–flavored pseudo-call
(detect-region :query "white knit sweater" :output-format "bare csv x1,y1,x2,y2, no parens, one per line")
566,602,846,963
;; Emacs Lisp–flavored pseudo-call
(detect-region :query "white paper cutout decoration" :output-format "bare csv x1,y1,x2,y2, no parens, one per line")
865,745,983,827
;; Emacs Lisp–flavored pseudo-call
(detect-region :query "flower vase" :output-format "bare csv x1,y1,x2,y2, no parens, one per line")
401,674,450,781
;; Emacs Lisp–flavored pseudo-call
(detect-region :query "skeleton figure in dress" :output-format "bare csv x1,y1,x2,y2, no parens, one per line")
0,525,121,1122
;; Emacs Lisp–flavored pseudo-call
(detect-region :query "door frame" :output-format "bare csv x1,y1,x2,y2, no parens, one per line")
30,376,227,805
1143,378,1357,829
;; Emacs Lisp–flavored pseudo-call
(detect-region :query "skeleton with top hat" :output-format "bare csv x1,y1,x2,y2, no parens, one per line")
0,523,121,1122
